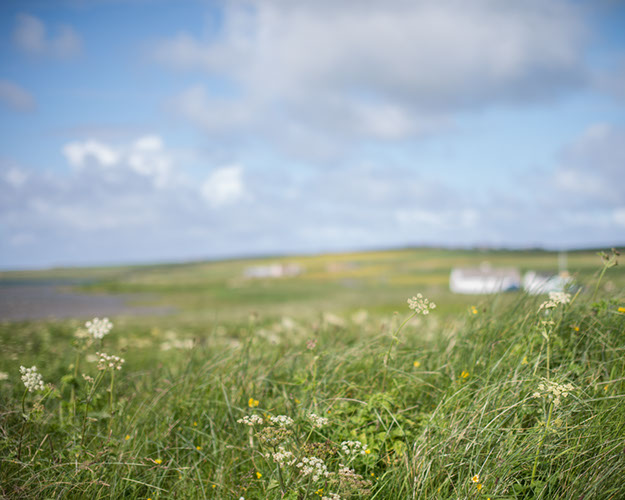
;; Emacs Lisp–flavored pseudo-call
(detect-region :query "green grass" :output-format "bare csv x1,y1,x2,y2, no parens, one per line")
1,249,624,499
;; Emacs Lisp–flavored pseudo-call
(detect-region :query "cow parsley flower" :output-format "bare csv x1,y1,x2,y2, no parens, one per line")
307,412,329,428
20,366,45,392
267,446,296,466
237,414,264,426
270,415,294,427
340,440,368,455
96,352,125,371
539,292,571,311
296,456,329,482
85,317,113,339
532,379,574,407
407,293,436,314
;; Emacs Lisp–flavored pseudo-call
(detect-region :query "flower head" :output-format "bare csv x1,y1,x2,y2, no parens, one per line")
248,397,259,408
85,317,113,339
340,440,368,455
407,293,437,315
270,415,294,427
237,414,264,426
532,379,574,407
307,412,329,428
96,352,125,371
20,365,45,392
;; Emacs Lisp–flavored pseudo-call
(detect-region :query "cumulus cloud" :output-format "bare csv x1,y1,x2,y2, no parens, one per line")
153,0,587,154
13,13,82,59
201,165,247,207
0,80,36,112
552,123,625,207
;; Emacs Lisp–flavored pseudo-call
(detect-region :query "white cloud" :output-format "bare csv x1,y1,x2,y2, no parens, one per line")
0,79,36,112
154,0,587,157
201,165,247,207
552,123,625,207
13,13,82,59
63,139,119,168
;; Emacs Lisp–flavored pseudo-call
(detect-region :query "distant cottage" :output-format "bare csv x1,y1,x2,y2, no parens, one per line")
243,263,303,279
450,264,521,294
523,271,572,295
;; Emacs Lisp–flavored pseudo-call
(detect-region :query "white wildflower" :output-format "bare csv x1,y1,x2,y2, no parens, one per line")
322,494,341,500
296,456,329,482
20,366,45,392
85,317,113,339
270,415,294,427
237,414,264,426
96,351,125,371
267,446,296,466
0,371,9,381
532,379,574,407
307,412,329,428
340,440,368,456
407,293,437,315
539,292,571,312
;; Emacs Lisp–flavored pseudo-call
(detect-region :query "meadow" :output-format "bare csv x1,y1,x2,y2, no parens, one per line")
0,247,624,499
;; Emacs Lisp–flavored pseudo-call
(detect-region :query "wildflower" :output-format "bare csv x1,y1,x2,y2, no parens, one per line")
539,292,571,311
237,414,264,426
321,494,341,500
294,398,301,404
196,445,202,451
340,440,368,455
618,307,625,313
154,459,163,464
413,360,421,368
85,317,113,339
267,446,296,466
256,471,262,479
125,434,131,440
193,421,198,427
296,456,329,482
461,370,470,379
0,371,9,381
20,366,45,392
96,352,124,371
270,415,294,427
307,338,317,350
212,484,216,488
572,325,580,332
248,398,259,408
532,379,574,407
476,483,483,491
82,373,94,383
521,356,528,365
471,306,478,315
307,412,329,428
365,449,371,454
407,293,437,315
472,474,480,483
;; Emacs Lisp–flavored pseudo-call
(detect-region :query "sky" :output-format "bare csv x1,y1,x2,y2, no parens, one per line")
1,0,624,269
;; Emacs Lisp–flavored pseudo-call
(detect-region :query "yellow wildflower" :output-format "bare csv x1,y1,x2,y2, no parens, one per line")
572,325,580,331
154,459,163,465
477,483,483,491
471,306,478,315
461,370,470,379
618,307,625,313
248,398,259,408
256,472,262,479
472,474,480,483
125,434,131,440
521,356,528,365
193,421,198,427
196,445,202,451
365,449,371,454
212,485,216,489
413,360,421,368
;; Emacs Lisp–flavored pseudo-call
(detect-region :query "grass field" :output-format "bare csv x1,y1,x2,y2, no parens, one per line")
0,247,624,499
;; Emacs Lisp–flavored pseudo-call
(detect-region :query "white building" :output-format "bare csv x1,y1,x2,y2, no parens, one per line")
523,271,572,295
244,263,303,279
450,264,521,294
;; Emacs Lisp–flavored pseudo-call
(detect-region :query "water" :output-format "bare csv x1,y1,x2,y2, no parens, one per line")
0,279,174,321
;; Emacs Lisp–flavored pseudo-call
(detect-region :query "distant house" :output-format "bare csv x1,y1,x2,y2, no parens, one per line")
450,264,521,294
244,263,303,279
523,271,572,295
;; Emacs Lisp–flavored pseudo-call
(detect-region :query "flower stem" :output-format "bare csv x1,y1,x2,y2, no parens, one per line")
17,389,28,461
382,311,416,391
531,401,554,483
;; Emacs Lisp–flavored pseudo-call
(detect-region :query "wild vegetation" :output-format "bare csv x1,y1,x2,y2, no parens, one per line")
0,248,624,499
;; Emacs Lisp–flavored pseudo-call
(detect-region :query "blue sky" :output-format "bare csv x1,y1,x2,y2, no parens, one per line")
1,0,624,269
